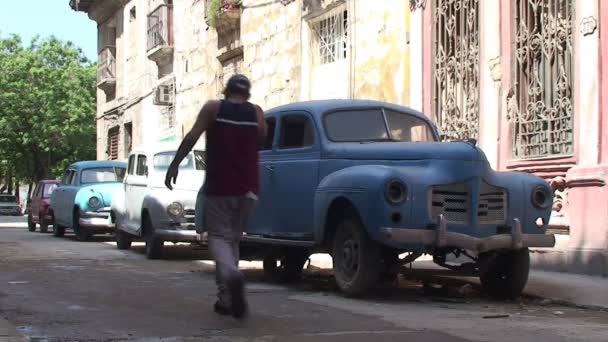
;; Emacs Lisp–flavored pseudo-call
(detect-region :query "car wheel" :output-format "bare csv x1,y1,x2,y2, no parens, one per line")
115,229,133,250
40,215,49,233
73,210,92,242
332,216,381,297
27,214,36,232
52,215,65,237
263,248,310,283
143,214,163,259
479,248,530,299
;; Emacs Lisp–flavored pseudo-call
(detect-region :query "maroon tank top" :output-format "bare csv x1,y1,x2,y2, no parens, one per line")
203,100,260,196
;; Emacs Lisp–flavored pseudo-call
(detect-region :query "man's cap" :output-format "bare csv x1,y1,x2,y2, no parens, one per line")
226,74,251,93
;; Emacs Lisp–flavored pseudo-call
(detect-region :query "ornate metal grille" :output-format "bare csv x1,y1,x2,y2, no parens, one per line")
432,0,480,141
311,9,348,65
508,0,574,159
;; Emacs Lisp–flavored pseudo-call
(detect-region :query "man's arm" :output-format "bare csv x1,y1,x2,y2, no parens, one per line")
254,104,267,145
165,100,220,189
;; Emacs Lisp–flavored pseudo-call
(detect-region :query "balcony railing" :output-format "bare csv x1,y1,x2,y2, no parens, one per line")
147,4,173,52
97,46,116,92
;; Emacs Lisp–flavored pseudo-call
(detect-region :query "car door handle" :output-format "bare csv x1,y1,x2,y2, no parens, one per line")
265,165,275,172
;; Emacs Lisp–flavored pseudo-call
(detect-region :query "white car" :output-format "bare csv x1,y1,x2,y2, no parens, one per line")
111,144,206,259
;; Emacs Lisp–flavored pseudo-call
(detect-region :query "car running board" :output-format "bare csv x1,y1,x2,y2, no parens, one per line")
241,235,316,247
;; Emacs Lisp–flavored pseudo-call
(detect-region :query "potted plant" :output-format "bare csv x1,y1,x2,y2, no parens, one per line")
207,0,242,28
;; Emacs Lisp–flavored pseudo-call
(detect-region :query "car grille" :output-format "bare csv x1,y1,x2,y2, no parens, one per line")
430,182,507,225
184,209,196,224
478,182,507,224
430,183,469,224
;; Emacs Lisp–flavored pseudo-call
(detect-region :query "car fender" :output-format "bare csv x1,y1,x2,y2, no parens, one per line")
141,188,185,232
313,165,398,245
110,186,127,228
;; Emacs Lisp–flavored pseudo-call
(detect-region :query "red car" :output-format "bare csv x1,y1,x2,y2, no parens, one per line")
28,180,59,233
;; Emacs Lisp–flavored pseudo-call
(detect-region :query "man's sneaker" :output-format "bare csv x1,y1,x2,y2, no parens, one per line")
229,276,248,319
214,301,231,316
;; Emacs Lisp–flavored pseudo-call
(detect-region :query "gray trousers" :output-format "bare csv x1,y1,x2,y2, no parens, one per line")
203,195,255,305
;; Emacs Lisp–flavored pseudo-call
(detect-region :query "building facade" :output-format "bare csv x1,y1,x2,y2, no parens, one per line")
71,0,606,276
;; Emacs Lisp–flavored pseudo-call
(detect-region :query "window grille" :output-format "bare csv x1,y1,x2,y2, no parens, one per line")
311,9,348,65
508,0,574,159
432,0,480,141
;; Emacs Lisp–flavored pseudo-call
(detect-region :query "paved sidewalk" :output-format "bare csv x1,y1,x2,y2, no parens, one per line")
524,270,608,310
308,253,608,310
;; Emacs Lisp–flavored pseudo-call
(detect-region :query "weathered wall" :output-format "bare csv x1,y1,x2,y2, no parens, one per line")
351,0,409,104
242,0,302,110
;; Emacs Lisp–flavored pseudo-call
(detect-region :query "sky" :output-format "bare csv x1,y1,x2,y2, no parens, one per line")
0,0,97,61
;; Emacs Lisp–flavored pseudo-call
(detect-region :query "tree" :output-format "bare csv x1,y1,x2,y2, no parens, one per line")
0,34,97,187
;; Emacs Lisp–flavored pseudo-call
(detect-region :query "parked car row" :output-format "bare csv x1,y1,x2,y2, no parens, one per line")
0,193,22,216
28,100,556,299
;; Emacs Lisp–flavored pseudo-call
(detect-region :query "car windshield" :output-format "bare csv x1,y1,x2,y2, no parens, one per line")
324,109,436,143
0,195,17,203
43,184,57,198
80,167,126,184
153,151,206,172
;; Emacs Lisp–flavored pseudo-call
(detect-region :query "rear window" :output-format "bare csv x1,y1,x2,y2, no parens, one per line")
43,184,58,198
153,151,206,171
81,167,126,184
0,195,17,203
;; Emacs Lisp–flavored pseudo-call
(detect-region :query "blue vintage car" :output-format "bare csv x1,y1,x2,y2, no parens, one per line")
239,99,555,299
50,160,127,241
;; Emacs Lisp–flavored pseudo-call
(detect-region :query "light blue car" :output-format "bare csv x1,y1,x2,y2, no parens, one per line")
50,160,127,241
240,99,555,299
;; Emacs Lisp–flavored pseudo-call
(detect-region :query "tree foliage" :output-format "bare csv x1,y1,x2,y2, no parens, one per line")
0,34,97,183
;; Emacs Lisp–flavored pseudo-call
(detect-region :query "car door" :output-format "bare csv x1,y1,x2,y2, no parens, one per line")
269,111,320,240
121,154,137,232
246,116,278,236
125,154,149,233
54,169,77,226
64,169,81,227
31,184,42,222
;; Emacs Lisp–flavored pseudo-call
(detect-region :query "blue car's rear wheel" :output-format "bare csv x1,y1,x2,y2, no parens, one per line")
51,214,65,237
332,217,381,297
263,248,309,283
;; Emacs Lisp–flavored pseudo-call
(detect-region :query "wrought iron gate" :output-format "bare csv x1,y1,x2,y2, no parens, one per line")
432,0,480,141
508,0,574,159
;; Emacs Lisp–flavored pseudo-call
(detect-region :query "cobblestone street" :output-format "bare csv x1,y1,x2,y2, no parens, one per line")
1,216,606,342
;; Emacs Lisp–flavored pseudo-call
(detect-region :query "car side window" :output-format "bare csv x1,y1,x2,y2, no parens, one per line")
127,155,136,175
261,117,276,151
61,170,71,185
279,115,314,150
136,155,148,177
70,171,79,185
33,184,40,198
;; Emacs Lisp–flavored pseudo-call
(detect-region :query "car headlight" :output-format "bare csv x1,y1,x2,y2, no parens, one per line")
167,202,184,218
385,180,407,204
88,196,101,209
531,185,552,209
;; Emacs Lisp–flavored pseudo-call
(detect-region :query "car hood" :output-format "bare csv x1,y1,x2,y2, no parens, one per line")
149,170,205,192
324,142,484,161
78,183,123,207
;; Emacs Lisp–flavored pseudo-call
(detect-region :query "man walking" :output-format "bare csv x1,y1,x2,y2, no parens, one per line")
165,74,266,318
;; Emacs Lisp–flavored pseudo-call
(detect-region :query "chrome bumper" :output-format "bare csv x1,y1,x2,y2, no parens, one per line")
380,216,556,253
154,228,199,242
79,209,114,229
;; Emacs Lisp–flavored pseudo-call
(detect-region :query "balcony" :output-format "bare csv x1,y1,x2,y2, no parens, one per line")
205,0,241,34
97,46,116,94
147,4,174,66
